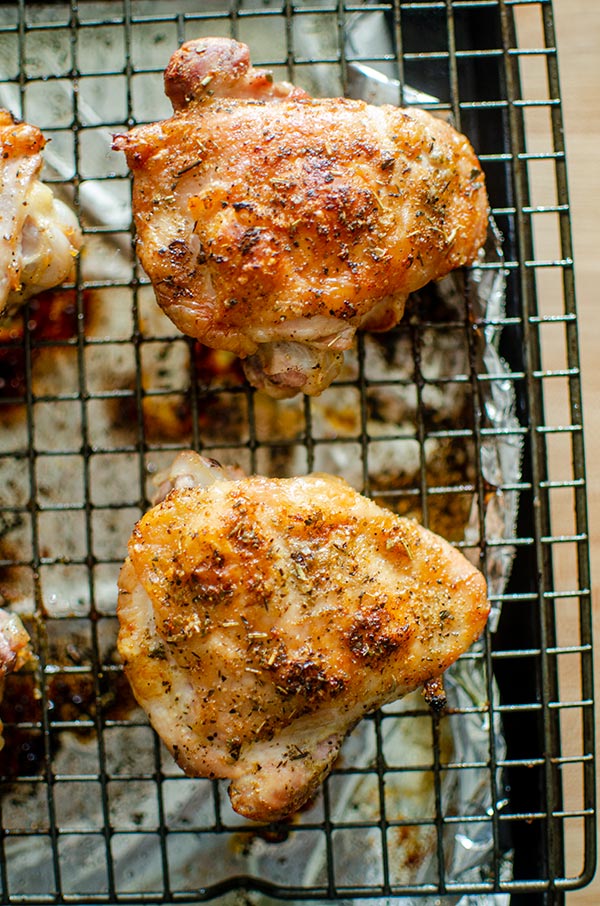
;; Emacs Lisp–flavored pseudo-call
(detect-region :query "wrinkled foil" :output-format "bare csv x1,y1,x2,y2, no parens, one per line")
0,2,521,902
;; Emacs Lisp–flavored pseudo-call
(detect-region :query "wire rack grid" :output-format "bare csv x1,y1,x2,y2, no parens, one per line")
0,1,594,904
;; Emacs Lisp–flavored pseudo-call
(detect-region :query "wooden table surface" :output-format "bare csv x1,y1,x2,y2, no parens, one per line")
539,2,599,902
481,2,597,900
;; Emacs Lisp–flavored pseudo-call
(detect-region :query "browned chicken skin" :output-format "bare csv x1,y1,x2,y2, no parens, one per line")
113,38,489,398
117,452,489,822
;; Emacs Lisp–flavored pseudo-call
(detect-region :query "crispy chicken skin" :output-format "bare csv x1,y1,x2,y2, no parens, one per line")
117,452,489,822
0,110,82,316
113,37,489,398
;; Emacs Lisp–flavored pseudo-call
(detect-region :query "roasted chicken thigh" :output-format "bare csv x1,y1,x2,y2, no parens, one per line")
113,37,489,398
0,110,82,316
117,452,489,822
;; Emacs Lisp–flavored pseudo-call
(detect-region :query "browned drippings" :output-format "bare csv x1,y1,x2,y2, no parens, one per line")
0,322,26,398
390,823,430,871
0,289,91,401
192,343,244,389
0,672,43,777
371,435,475,540
143,395,193,443
0,661,136,778
229,822,291,856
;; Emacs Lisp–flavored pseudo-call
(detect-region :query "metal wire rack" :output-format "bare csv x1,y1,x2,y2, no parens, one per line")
0,1,595,903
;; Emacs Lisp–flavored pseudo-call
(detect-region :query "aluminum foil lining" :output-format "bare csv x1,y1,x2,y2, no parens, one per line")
0,2,521,903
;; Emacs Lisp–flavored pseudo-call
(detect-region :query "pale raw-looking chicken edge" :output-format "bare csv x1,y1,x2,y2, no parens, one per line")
0,109,82,317
117,451,490,823
113,37,489,399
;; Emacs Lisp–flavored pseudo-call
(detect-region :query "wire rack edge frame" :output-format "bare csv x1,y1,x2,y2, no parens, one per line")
0,0,595,903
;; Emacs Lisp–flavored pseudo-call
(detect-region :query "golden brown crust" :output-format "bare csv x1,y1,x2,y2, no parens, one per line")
112,34,489,397
0,109,46,159
164,37,307,109
118,468,489,821
114,98,488,358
